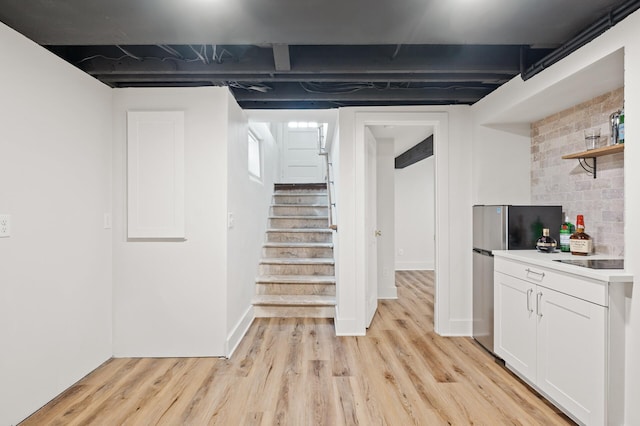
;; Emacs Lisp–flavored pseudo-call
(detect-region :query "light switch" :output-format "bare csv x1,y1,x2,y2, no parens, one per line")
227,212,234,229
0,214,11,237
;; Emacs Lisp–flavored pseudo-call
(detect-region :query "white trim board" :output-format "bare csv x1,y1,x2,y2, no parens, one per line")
348,111,450,335
225,306,255,358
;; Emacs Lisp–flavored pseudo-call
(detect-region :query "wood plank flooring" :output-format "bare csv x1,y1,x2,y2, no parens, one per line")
20,271,574,425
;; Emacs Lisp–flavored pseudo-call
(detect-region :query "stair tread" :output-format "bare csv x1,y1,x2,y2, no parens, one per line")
266,229,333,234
269,215,329,219
260,257,335,265
263,242,333,248
272,204,328,208
256,275,336,283
274,183,326,188
253,295,336,306
274,192,328,196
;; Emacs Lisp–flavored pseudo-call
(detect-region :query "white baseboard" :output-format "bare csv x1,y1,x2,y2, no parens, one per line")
395,261,435,271
334,307,366,336
435,318,471,336
225,306,255,357
378,286,398,299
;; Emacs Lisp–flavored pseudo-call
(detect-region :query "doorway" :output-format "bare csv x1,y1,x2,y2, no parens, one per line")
351,111,450,335
366,124,436,319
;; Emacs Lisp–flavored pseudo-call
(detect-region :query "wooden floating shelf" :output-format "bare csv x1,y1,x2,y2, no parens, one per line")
562,144,624,159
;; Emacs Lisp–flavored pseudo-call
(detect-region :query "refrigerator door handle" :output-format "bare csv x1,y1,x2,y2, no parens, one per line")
473,248,494,257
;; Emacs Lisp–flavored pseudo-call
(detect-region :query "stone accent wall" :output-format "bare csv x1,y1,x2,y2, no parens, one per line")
531,87,624,256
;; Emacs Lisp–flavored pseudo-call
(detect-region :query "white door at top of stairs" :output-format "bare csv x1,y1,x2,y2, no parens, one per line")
281,126,324,183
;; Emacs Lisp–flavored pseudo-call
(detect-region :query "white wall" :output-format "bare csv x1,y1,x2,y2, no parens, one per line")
470,10,640,423
226,114,279,355
470,124,531,205
395,157,435,270
0,23,113,425
334,107,472,336
112,87,230,357
375,138,397,298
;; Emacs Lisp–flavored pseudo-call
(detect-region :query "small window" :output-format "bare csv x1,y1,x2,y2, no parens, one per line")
248,131,261,180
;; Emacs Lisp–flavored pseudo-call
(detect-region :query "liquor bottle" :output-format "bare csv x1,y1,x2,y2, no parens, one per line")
570,215,592,256
618,108,625,144
559,215,575,252
536,228,557,253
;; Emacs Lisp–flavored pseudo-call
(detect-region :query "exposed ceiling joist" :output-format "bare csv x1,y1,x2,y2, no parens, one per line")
95,72,513,84
232,83,491,102
70,45,530,76
272,44,291,71
0,0,631,109
44,43,547,107
395,135,434,169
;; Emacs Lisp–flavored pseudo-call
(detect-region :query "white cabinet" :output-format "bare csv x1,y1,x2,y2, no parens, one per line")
494,256,624,426
494,271,537,379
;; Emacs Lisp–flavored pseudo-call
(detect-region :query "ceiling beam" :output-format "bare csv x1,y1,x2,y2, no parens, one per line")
96,72,511,84
395,135,434,169
72,44,526,76
230,82,490,102
272,44,291,71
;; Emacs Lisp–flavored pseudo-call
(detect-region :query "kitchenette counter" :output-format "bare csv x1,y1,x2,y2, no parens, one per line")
493,249,631,425
492,250,633,283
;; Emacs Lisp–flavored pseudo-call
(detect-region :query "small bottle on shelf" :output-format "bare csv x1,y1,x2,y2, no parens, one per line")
559,215,575,252
536,228,557,253
570,215,592,256
618,107,625,144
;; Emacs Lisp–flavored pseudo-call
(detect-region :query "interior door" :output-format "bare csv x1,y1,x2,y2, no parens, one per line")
281,127,324,183
365,131,378,327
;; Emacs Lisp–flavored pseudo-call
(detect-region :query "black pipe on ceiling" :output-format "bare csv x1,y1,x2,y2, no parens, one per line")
521,0,640,81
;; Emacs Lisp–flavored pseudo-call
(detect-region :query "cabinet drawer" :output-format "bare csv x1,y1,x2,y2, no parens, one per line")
494,257,608,306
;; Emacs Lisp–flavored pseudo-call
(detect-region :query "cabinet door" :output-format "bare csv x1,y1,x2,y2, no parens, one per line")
494,271,537,381
536,287,606,426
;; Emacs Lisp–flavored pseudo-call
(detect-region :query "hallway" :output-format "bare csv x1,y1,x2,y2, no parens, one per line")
21,271,573,425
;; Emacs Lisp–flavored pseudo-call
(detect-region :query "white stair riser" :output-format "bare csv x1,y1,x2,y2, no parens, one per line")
267,232,332,243
259,263,335,275
274,195,328,205
256,283,336,296
269,217,328,229
254,305,335,318
274,189,327,195
271,206,328,217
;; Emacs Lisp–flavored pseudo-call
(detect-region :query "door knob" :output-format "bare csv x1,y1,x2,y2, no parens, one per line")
375,230,382,237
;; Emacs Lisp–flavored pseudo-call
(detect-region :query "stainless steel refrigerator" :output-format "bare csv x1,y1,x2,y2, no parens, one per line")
472,205,562,354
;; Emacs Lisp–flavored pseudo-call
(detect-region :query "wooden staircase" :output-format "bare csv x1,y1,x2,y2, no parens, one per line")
253,183,336,318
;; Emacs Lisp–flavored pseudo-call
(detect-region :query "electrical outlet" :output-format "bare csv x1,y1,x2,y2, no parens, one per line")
0,214,10,237
227,212,234,229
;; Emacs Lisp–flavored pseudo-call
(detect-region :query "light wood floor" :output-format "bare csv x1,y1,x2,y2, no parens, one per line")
21,271,574,425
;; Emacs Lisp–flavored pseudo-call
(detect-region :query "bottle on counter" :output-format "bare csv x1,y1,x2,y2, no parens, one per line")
570,215,592,256
559,215,575,252
618,107,625,144
536,228,557,253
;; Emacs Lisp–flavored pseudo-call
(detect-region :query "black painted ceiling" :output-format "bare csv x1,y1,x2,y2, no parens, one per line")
0,0,634,108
